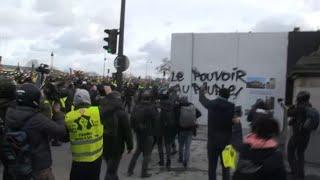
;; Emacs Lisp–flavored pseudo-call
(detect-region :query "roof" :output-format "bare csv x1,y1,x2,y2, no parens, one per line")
290,46,320,79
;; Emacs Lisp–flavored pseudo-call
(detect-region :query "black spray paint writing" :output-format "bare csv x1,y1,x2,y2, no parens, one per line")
171,67,247,97
171,68,246,83
174,83,243,97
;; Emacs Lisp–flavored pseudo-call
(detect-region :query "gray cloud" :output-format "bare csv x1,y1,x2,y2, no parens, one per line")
252,16,313,32
54,29,101,55
1,0,320,76
34,0,75,27
139,39,170,60
305,0,320,11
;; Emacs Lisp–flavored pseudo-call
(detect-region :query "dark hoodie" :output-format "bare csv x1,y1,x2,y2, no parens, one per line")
0,99,15,123
131,100,158,136
159,98,178,136
0,99,15,166
199,91,235,149
233,134,286,180
5,106,66,172
99,93,133,158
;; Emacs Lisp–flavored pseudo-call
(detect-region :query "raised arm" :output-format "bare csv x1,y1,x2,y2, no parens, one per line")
199,87,211,109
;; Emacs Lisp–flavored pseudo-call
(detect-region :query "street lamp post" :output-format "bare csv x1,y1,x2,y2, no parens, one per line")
103,57,106,78
145,59,152,79
50,52,54,72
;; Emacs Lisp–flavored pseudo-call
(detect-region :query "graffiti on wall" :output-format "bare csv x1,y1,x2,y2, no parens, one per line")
171,67,247,97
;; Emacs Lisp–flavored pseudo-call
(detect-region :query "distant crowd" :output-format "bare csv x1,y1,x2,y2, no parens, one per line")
0,66,319,180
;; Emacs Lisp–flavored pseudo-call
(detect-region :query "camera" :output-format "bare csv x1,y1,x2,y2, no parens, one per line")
36,64,50,74
235,105,243,117
277,98,283,103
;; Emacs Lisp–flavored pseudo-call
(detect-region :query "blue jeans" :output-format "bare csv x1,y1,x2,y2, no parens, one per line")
178,131,193,164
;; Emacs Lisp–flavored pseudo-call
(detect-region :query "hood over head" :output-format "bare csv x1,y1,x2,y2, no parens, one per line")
104,91,124,112
74,89,91,106
5,106,38,129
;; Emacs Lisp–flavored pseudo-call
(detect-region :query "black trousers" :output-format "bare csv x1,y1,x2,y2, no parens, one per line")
2,166,15,180
287,133,310,178
70,157,102,180
128,134,154,176
156,134,174,165
104,155,122,180
208,146,230,180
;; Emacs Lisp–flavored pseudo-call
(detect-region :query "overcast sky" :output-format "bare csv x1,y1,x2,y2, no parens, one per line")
0,0,319,77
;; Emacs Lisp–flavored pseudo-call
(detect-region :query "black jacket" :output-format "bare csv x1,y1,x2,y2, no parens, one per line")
159,98,178,136
233,144,286,180
0,99,15,124
5,106,66,172
199,91,235,149
131,101,159,136
99,96,133,158
0,99,15,164
288,104,311,135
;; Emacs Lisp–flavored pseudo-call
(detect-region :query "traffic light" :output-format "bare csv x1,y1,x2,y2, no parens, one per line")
103,29,118,54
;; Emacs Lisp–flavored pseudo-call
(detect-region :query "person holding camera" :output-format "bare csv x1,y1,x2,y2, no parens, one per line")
287,91,319,179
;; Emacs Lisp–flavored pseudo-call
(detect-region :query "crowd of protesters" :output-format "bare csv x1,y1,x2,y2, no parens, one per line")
0,65,319,180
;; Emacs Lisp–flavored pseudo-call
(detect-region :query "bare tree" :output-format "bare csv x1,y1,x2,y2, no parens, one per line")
156,57,171,77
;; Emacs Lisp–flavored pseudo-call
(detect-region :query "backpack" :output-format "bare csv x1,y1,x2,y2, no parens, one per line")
2,113,37,178
179,104,197,128
161,108,176,128
160,101,176,128
103,110,119,137
303,107,320,131
131,104,148,132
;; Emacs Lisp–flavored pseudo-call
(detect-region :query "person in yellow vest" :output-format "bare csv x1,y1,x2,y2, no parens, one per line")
65,89,103,180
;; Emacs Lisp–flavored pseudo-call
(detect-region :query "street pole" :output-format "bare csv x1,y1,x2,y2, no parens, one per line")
103,57,106,78
118,0,125,56
116,0,126,91
145,60,148,79
50,52,54,72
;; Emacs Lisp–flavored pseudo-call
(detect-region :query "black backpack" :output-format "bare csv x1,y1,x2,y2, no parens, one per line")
160,100,176,129
2,113,37,178
103,110,120,137
179,105,197,128
131,104,148,132
303,107,320,131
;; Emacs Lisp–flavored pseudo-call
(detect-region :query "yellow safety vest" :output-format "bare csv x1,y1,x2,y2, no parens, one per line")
65,107,104,162
60,97,67,109
44,98,66,109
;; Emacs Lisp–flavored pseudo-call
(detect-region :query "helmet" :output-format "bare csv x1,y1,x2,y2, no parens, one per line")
0,76,16,100
297,91,310,103
16,83,41,108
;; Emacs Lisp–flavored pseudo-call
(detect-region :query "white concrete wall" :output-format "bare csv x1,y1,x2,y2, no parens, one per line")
293,77,320,164
171,33,288,128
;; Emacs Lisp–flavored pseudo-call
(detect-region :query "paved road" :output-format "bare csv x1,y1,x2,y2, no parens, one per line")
1,126,320,180
51,139,208,180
